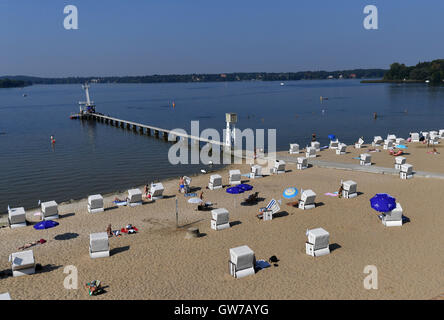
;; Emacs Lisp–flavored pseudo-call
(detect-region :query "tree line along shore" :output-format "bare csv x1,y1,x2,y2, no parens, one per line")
2,59,443,87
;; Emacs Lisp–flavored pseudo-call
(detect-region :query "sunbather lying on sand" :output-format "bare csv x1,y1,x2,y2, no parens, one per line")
367,148,381,152
427,148,440,155
389,149,403,156
18,239,46,250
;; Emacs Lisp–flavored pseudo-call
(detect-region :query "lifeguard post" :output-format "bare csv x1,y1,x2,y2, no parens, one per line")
79,82,96,114
225,113,237,148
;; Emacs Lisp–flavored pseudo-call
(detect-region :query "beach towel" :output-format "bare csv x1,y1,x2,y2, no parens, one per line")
352,157,360,160
320,146,328,150
255,260,271,270
241,173,250,177
184,193,197,197
113,200,127,206
324,192,338,197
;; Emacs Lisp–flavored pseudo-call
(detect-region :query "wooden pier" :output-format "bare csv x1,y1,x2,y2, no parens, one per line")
75,113,228,148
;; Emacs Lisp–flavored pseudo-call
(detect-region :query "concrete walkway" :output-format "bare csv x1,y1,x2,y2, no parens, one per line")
278,155,444,180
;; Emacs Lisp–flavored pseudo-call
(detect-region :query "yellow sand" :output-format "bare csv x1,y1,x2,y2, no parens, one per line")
1,146,444,300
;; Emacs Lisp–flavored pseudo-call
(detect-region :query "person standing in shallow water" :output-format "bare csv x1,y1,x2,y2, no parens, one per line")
312,133,316,142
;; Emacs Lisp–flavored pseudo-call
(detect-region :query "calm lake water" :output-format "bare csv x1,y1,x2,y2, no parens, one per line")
1,80,443,210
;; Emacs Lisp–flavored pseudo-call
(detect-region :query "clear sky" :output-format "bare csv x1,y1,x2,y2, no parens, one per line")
1,0,443,77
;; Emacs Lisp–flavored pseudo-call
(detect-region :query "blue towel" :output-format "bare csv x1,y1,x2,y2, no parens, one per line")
255,260,271,270
185,193,197,197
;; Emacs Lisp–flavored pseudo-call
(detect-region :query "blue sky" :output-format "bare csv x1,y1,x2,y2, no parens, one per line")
1,0,443,77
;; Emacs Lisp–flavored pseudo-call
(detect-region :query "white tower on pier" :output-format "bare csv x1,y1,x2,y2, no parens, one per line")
79,82,95,113
225,113,237,147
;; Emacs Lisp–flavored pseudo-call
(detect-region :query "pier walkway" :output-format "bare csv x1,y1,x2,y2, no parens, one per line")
77,113,228,147
278,155,444,180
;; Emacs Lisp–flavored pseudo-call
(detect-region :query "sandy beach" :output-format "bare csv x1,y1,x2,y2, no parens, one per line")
1,138,444,300
282,140,444,174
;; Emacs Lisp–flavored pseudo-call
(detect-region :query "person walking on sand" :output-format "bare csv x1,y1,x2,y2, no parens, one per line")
179,176,184,192
200,191,204,201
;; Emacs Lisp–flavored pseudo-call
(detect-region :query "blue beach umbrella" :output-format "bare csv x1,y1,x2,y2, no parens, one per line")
33,220,59,230
226,186,245,194
328,134,336,140
370,193,396,213
238,184,253,191
283,187,298,199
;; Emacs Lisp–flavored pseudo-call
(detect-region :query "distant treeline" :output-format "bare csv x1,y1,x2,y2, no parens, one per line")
383,59,444,84
0,78,31,88
1,69,387,85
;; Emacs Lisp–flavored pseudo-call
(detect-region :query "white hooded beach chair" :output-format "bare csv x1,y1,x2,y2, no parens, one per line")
8,207,26,229
271,160,286,174
229,245,255,279
410,132,420,142
250,165,262,179
89,232,110,258
395,138,405,145
342,180,357,198
0,293,11,300
305,228,330,257
211,208,230,231
297,157,308,170
229,169,241,185
329,139,339,149
383,140,394,150
394,156,406,170
360,153,371,166
128,188,143,206
88,194,104,213
289,143,299,154
421,131,429,140
387,134,396,142
355,137,364,149
429,134,440,145
311,141,320,152
9,250,35,277
400,164,413,179
298,190,316,210
183,176,192,193
306,147,316,158
372,136,383,146
382,203,403,227
149,183,164,200
41,200,59,220
208,174,222,190
439,129,444,139
336,143,346,155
